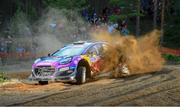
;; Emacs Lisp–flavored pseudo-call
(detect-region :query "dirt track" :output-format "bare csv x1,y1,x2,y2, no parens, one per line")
1,65,180,106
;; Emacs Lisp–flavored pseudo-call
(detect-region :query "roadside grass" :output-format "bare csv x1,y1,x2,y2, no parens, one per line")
163,54,180,64
0,72,7,82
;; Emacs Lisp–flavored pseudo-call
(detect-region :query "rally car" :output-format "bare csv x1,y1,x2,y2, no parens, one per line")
29,41,129,85
29,41,107,85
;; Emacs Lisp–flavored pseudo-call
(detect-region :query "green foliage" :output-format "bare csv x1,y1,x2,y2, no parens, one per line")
9,9,31,37
108,0,142,23
174,0,180,8
44,0,88,10
109,13,144,22
13,0,38,21
109,0,134,7
163,54,180,63
109,0,127,7
109,15,120,22
164,13,180,49
28,6,38,21
15,0,22,10
0,72,6,82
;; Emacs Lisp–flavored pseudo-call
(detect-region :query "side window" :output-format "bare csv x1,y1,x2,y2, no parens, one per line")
96,43,109,55
86,46,98,56
95,44,103,55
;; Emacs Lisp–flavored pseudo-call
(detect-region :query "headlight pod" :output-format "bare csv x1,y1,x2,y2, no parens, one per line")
34,58,41,63
59,67,69,72
59,57,72,64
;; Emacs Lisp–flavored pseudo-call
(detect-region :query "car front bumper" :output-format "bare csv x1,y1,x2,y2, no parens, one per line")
30,66,77,82
28,73,76,82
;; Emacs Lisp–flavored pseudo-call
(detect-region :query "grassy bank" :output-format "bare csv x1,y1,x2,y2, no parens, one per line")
0,72,7,82
163,54,180,64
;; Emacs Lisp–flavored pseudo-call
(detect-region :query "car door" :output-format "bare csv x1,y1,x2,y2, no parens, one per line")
93,43,108,72
85,45,100,72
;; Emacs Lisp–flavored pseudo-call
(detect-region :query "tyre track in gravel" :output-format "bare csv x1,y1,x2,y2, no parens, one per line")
2,84,72,106
11,72,155,106
80,74,175,106
22,68,172,105
120,85,180,106
19,66,179,106
93,79,180,106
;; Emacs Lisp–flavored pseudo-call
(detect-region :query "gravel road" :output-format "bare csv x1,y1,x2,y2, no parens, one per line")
0,65,180,106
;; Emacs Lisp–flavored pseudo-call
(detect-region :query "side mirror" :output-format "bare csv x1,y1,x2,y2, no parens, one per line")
48,53,51,57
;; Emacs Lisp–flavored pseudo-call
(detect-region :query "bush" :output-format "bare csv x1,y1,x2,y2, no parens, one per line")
0,72,6,82
163,54,180,64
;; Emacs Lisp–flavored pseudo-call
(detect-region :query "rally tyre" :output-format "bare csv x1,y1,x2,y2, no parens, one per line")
39,81,48,85
76,66,86,85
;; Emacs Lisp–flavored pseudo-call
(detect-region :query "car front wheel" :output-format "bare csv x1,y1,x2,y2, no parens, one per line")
76,66,86,84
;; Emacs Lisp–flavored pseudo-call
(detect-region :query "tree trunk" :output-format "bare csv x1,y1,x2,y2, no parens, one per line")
136,0,140,36
160,0,165,44
153,0,158,29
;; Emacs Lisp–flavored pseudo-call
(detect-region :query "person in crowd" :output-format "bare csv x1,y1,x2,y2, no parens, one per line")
102,7,109,23
113,6,121,15
16,44,25,61
49,18,57,33
6,35,13,53
32,42,38,58
108,23,118,33
0,38,7,65
121,24,129,36
91,12,99,25
82,8,89,21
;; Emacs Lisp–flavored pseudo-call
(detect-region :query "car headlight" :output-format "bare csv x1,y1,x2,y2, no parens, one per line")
34,58,41,63
59,67,69,72
59,57,72,64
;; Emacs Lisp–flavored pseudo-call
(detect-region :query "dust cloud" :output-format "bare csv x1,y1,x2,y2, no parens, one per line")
92,30,165,76
34,8,90,55
9,8,90,56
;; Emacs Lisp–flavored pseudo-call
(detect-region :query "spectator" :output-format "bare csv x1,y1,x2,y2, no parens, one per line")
121,20,128,29
6,35,13,53
101,15,108,24
82,8,89,21
0,38,7,65
121,24,129,36
16,44,25,61
32,42,38,58
108,23,118,33
49,18,57,32
102,7,108,16
91,12,99,25
102,7,110,23
113,6,121,15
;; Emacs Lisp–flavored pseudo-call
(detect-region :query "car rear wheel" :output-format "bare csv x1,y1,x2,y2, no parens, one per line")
38,81,48,85
76,66,86,84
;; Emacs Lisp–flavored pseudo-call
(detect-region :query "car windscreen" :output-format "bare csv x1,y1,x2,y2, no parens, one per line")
51,46,84,57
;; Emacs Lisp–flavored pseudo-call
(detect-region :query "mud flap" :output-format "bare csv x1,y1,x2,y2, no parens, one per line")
121,64,130,75
111,64,130,77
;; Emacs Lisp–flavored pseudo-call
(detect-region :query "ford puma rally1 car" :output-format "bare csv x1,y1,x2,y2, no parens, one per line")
29,41,109,85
